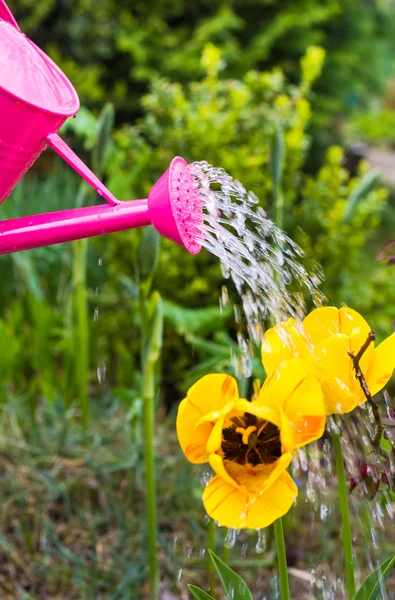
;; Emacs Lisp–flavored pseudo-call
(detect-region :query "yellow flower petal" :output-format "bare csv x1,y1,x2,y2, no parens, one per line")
283,371,326,447
246,472,298,529
202,475,250,528
314,334,361,414
293,415,326,447
257,357,310,411
261,318,310,376
187,373,239,415
339,307,371,352
367,332,395,396
209,452,292,496
176,398,213,463
203,471,297,529
231,452,292,496
302,307,371,352
208,453,243,490
206,418,225,454
302,307,342,344
176,374,238,464
232,399,281,429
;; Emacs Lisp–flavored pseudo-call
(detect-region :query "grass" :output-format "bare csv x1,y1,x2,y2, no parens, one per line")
0,396,393,599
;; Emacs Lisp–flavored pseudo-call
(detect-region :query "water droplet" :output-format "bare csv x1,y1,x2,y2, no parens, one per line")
255,530,266,553
97,363,106,384
225,528,237,548
93,307,99,321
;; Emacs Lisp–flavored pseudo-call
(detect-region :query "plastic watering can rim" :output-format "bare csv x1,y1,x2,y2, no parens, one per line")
0,0,19,29
0,19,80,116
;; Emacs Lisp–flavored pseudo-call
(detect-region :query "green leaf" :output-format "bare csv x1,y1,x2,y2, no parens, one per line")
188,585,215,600
209,550,253,600
12,252,44,301
92,103,115,177
163,300,231,335
146,292,163,362
138,226,161,279
380,432,392,454
353,555,395,600
343,168,381,224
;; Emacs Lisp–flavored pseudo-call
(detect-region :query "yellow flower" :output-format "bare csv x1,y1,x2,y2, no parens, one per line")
261,306,395,415
176,358,326,529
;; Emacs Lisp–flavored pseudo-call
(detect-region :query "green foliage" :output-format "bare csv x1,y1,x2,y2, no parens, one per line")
350,109,395,148
190,551,253,600
2,42,392,403
353,554,395,600
107,43,324,203
13,0,395,136
294,146,393,334
188,586,215,600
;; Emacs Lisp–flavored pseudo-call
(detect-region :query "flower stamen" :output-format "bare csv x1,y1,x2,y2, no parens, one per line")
222,414,282,466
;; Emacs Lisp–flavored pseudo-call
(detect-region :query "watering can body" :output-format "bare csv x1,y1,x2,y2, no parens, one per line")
0,1,202,255
0,74,69,205
0,15,119,206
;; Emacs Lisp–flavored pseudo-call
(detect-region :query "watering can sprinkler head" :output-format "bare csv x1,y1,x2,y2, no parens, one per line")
0,1,204,255
148,157,203,255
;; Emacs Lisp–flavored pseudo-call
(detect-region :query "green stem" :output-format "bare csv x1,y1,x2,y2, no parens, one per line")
333,430,356,599
207,518,216,597
273,518,290,600
73,239,89,429
143,354,159,600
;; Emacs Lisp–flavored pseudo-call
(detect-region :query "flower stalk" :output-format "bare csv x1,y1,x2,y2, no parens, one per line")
273,518,290,600
332,429,356,599
207,518,217,597
140,291,163,600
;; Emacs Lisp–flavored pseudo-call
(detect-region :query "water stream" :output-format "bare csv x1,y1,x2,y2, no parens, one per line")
178,161,393,599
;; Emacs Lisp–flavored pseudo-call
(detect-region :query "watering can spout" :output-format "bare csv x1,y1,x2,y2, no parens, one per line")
0,1,203,255
0,157,203,255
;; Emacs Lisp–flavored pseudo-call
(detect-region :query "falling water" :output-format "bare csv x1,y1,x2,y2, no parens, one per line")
188,160,324,377
182,161,394,598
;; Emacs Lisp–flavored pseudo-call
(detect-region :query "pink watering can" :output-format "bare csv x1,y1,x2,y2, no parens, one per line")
0,0,203,254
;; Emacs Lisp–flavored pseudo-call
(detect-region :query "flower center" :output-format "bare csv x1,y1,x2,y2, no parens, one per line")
221,413,282,467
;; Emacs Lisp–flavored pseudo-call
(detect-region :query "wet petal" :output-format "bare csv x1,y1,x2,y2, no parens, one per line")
246,472,298,529
203,475,250,528
206,418,225,454
187,373,239,415
212,452,292,496
314,334,361,414
261,318,310,376
303,306,371,346
176,374,239,464
238,452,292,495
293,415,326,447
203,471,297,529
232,399,281,429
176,398,213,463
258,357,311,411
339,307,371,350
302,307,341,344
367,332,395,396
209,453,243,490
283,371,326,446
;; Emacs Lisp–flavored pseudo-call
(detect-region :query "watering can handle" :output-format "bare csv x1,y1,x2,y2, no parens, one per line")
46,133,119,206
0,0,20,30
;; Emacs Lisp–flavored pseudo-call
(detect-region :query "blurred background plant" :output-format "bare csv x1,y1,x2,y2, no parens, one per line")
0,0,395,598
